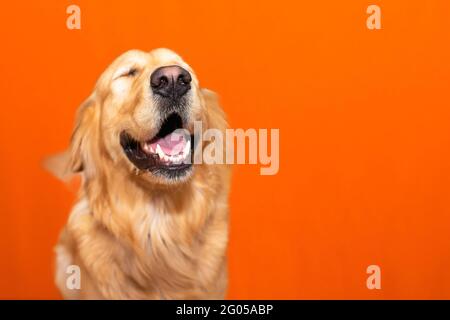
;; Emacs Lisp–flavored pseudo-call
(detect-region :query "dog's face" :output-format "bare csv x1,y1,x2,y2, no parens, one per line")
70,48,213,185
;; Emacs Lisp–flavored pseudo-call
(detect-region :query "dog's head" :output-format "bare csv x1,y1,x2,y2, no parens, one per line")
48,48,226,186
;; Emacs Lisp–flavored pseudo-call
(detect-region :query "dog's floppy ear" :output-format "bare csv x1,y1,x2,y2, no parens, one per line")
44,96,96,181
69,96,96,173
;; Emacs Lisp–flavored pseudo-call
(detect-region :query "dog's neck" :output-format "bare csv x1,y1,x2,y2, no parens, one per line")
71,160,229,297
81,165,216,250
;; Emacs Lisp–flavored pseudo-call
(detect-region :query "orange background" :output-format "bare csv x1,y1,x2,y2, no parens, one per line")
1,0,450,299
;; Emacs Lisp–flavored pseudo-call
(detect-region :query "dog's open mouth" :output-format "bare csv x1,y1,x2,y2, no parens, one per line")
120,113,194,179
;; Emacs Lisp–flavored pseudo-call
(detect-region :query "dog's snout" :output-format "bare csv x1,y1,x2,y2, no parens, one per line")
150,66,191,99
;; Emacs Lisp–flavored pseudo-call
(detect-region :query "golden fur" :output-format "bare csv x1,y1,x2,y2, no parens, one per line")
49,49,231,299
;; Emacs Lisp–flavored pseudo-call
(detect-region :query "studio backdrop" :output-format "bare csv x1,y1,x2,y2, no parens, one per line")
1,0,450,299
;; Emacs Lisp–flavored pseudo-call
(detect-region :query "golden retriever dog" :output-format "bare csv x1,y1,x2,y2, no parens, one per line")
48,48,231,299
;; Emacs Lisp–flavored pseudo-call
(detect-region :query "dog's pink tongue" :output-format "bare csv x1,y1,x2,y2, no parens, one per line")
151,132,186,156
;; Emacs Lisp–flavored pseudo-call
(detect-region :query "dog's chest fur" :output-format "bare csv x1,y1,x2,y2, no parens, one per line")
56,176,229,300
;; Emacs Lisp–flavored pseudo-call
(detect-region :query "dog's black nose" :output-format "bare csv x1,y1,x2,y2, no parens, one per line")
150,66,192,99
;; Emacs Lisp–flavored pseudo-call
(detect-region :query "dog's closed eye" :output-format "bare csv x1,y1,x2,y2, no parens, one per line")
111,66,141,96
113,66,139,80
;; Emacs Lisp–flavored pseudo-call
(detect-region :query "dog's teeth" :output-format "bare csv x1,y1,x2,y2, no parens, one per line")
156,144,164,159
151,141,190,163
172,154,183,164
141,142,150,153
